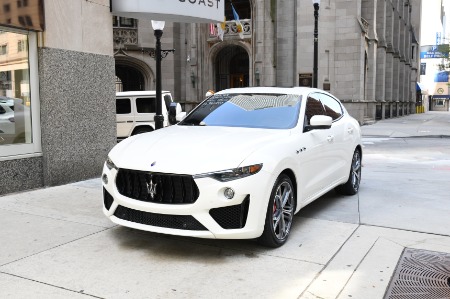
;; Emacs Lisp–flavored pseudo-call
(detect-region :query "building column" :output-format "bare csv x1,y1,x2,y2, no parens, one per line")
362,0,377,120
376,0,387,119
384,1,394,118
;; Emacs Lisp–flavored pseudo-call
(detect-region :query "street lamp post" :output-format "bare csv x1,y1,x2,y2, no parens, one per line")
152,21,165,130
312,0,320,88
150,21,175,130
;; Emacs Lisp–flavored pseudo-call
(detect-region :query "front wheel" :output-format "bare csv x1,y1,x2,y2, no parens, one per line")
258,174,295,247
335,149,362,195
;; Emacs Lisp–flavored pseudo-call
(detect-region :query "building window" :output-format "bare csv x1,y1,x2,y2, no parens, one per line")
25,15,33,26
0,27,41,157
225,0,251,20
18,16,25,26
18,15,33,27
3,4,10,13
112,16,136,28
0,44,7,55
18,40,26,52
17,0,28,8
435,99,445,107
420,63,426,75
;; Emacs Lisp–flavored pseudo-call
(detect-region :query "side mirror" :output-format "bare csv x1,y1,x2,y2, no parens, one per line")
304,115,332,132
169,102,185,125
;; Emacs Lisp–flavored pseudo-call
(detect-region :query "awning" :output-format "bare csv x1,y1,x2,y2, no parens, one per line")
432,95,450,99
416,82,426,92
416,82,428,94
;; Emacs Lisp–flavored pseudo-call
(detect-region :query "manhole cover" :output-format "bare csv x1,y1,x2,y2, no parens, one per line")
384,248,450,299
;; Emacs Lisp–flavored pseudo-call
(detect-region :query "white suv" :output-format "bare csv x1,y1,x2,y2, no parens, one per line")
116,91,185,141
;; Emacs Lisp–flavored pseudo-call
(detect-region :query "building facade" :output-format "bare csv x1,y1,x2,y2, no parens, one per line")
0,0,422,195
419,0,450,112
114,0,422,122
0,0,116,195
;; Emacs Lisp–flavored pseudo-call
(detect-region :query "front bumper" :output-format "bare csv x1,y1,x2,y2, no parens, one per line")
102,165,274,239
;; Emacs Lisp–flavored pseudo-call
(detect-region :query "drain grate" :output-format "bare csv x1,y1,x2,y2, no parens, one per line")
384,248,450,299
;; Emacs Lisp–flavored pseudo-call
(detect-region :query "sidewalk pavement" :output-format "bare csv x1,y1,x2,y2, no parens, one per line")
0,112,449,299
362,110,450,138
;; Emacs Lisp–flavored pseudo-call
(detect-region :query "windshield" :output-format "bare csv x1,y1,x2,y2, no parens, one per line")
179,93,302,129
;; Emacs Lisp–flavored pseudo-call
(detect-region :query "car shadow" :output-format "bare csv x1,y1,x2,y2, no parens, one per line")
296,190,360,224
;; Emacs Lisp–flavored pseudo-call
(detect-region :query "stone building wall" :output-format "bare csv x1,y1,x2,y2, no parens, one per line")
0,0,116,195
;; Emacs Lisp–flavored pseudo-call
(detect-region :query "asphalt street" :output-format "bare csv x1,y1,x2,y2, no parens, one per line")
0,111,449,299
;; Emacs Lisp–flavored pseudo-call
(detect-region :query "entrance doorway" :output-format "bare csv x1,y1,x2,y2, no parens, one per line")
115,64,145,91
231,74,245,88
215,46,249,91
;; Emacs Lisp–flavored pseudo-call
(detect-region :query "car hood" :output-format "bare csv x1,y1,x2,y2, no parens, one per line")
109,125,290,175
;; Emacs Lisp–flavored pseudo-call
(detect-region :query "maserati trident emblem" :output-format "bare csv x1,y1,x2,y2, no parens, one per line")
146,178,157,199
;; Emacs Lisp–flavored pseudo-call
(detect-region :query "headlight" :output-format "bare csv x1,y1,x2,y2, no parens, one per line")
105,156,118,171
194,164,263,182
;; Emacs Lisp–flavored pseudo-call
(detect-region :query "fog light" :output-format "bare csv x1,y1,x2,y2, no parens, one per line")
224,188,235,200
102,174,108,185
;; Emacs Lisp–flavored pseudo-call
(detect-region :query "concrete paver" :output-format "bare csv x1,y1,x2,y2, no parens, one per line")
0,273,92,299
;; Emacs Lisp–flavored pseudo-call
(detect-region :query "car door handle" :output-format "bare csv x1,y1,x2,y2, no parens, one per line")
347,128,354,134
327,135,334,142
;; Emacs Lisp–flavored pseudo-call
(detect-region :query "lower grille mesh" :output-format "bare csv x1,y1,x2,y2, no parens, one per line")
114,205,207,231
209,196,250,229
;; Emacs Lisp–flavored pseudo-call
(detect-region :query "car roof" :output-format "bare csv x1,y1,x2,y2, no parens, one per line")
215,87,323,95
116,91,171,97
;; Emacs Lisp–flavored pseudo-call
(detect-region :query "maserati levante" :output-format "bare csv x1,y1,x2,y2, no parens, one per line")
102,87,362,247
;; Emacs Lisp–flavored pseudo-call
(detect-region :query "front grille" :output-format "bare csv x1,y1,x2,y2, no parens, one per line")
116,169,199,204
103,188,114,210
209,196,250,229
114,205,207,231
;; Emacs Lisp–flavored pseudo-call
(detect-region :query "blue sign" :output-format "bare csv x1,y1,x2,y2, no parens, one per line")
420,45,448,59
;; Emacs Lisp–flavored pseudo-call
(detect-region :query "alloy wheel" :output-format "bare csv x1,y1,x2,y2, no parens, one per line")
351,150,362,191
272,181,294,240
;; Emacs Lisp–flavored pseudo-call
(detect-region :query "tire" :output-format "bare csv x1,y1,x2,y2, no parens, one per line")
132,127,153,135
335,149,362,195
258,174,295,247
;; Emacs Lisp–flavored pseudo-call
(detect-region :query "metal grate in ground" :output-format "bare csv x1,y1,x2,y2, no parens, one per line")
384,248,450,299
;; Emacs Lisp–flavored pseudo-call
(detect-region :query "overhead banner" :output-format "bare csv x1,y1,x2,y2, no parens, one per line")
111,0,225,23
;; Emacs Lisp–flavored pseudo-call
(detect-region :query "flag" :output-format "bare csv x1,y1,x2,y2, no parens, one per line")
231,3,244,39
217,17,226,41
209,23,216,36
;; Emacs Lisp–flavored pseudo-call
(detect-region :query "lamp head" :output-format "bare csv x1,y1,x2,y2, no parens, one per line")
312,0,320,4
151,20,166,31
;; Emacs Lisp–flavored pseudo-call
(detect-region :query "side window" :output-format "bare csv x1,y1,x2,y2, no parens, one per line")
0,105,5,114
116,98,131,114
164,94,172,111
305,95,326,125
136,97,156,113
319,94,343,120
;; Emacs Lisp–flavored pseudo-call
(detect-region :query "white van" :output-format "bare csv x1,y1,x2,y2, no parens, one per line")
116,91,185,140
